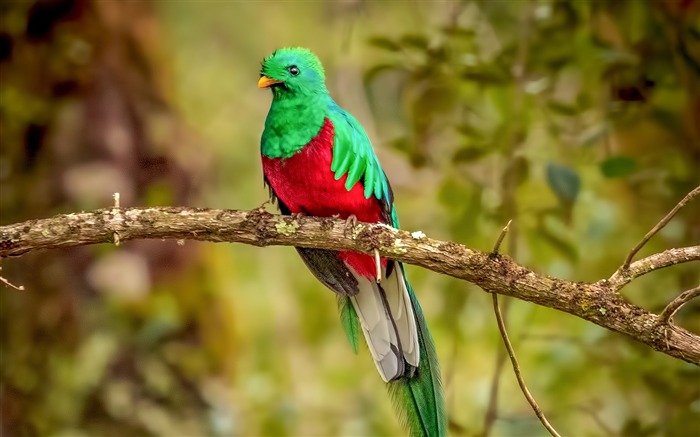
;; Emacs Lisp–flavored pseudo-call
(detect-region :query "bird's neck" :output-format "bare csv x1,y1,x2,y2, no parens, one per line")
261,92,329,159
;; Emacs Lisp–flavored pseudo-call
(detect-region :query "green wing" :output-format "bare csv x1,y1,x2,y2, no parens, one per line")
327,102,399,227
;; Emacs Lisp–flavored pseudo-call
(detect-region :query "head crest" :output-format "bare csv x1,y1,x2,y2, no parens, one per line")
261,47,325,83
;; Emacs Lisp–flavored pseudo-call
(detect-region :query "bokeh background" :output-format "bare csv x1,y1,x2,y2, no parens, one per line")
1,0,699,436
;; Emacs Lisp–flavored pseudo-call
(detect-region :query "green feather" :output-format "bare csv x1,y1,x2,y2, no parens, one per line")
388,279,446,437
338,296,360,353
332,149,353,180
364,166,376,199
347,156,366,190
328,109,388,200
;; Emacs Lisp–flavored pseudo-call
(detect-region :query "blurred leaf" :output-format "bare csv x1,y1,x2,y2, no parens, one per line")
524,77,551,95
538,215,579,261
575,122,610,146
530,38,575,70
452,146,485,163
409,151,428,167
600,155,636,178
437,177,468,210
547,100,579,116
546,163,580,204
400,34,428,50
441,26,475,40
409,64,436,81
426,45,448,62
437,178,483,243
599,47,639,69
509,156,530,187
649,107,683,132
363,63,400,84
549,237,577,263
368,36,401,52
388,136,411,154
461,64,511,85
620,418,657,437
456,123,484,139
414,84,455,115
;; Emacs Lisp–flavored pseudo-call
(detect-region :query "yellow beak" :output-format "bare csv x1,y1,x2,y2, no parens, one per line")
258,76,283,88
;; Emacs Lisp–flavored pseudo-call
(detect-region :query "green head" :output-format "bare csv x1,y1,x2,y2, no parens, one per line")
258,47,327,99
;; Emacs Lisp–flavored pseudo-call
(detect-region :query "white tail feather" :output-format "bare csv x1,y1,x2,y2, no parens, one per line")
348,264,420,382
392,265,419,366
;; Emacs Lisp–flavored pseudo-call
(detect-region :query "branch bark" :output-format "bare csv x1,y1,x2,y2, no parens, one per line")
607,246,700,291
2,206,699,365
659,286,700,325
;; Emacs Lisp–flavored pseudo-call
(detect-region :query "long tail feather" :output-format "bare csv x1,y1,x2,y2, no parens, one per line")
388,279,446,437
336,266,445,436
338,296,360,353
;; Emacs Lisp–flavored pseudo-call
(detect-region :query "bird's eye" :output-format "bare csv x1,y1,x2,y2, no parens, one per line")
288,66,300,76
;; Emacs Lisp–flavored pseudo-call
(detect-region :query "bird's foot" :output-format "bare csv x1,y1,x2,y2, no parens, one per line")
343,214,358,237
339,215,380,282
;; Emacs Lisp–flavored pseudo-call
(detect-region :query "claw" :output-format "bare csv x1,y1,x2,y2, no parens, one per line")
343,214,358,237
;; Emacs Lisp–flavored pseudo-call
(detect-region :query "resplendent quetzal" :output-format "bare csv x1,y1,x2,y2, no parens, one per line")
258,47,445,437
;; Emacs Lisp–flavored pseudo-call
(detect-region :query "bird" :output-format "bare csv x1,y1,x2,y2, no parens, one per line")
258,47,445,437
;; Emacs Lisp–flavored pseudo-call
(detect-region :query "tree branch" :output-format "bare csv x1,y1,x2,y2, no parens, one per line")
480,220,514,437
606,246,700,291
491,293,561,437
1,206,699,365
659,286,700,325
488,219,561,437
620,185,700,269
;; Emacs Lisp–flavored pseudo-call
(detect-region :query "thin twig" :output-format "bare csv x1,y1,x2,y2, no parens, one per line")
488,218,560,436
491,220,513,255
480,302,510,437
607,245,700,291
621,185,700,269
492,293,562,437
659,285,700,325
0,275,24,290
482,219,514,437
0,266,24,291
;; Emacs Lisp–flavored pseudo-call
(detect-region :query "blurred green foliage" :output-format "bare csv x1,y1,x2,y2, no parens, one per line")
1,0,699,436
